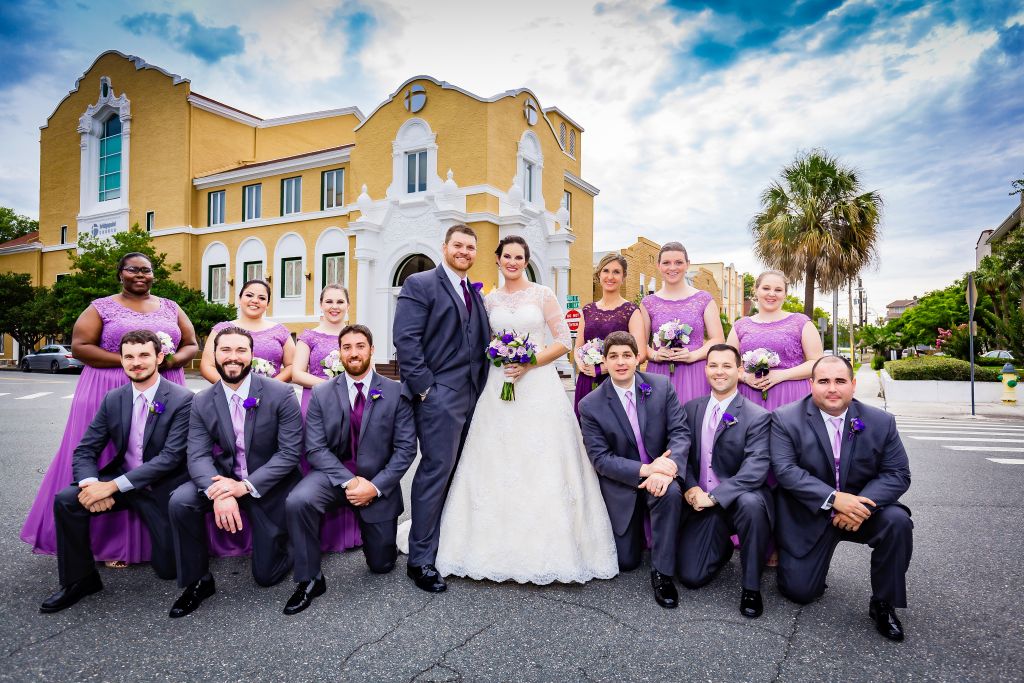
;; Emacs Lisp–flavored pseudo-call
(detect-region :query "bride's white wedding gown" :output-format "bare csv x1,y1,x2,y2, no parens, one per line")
399,284,618,584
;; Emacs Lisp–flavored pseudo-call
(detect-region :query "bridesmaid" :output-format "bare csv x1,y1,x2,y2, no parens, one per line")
572,253,644,417
20,252,199,566
727,270,823,410
640,242,725,404
291,283,361,553
200,279,295,383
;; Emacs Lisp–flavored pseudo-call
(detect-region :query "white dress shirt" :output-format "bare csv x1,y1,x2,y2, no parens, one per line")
82,377,163,492
702,391,738,435
440,260,471,311
819,408,848,509
343,370,381,497
611,378,641,414
217,374,260,498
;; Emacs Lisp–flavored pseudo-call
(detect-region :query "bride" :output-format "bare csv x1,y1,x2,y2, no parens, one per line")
400,235,618,584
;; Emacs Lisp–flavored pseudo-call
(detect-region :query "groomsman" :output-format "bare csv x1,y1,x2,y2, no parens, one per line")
283,325,417,614
771,355,913,641
678,344,773,618
579,331,689,608
40,330,193,613
167,326,303,618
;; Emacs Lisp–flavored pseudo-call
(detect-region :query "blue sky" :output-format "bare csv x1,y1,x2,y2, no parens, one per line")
1,0,1021,318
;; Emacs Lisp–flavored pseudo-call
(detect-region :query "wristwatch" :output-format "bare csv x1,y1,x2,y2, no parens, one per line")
419,386,431,401
707,493,717,506
823,491,837,510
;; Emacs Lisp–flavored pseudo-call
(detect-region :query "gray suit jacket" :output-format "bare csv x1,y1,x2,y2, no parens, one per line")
304,373,417,523
578,371,690,535
393,264,490,396
72,379,193,493
771,396,911,557
186,373,303,497
681,393,771,509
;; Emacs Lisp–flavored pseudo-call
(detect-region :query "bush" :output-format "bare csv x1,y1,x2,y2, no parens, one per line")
974,356,1015,368
884,355,1002,382
871,355,885,370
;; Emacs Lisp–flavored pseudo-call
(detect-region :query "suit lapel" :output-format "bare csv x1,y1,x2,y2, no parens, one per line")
334,376,352,454
606,381,638,454
243,374,263,456
437,265,467,322
358,373,382,444
712,394,740,451
141,380,170,454
693,396,711,456
118,385,133,453
212,384,236,456
839,402,859,489
635,375,650,441
805,400,834,474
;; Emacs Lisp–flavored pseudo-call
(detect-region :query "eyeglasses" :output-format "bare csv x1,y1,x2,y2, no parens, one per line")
122,266,154,275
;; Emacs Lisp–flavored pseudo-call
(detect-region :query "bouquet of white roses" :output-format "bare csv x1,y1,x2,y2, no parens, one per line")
320,349,345,378
251,357,276,377
578,338,604,390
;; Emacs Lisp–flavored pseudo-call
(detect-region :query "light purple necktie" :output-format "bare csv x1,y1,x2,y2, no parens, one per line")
624,390,651,464
699,403,721,492
124,394,148,471
829,416,843,490
230,394,249,479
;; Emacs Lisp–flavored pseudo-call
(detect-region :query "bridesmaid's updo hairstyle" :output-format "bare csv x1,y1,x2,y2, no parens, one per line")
596,252,628,276
320,283,350,303
658,242,689,263
603,330,639,356
495,235,531,262
240,279,271,299
754,270,789,290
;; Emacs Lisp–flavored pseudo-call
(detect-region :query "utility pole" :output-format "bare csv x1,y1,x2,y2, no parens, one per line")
848,277,856,364
832,289,839,356
857,277,865,326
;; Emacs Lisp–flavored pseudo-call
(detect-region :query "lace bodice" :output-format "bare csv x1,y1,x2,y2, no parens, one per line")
298,329,339,379
733,313,811,370
641,291,713,350
92,295,181,354
484,285,571,349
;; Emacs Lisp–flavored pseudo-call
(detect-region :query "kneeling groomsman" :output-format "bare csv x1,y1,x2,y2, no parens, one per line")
678,344,773,618
167,326,303,618
579,331,689,609
772,355,913,641
283,325,416,615
41,330,193,613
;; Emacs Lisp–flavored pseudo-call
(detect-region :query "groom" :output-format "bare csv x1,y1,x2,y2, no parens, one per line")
579,331,689,608
393,224,490,592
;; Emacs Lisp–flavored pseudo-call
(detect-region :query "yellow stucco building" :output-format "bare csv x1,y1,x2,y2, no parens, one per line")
0,51,599,363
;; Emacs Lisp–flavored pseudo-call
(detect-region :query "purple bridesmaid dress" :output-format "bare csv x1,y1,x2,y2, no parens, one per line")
733,313,812,410
20,296,187,563
297,328,361,553
204,321,292,557
573,301,638,418
642,291,715,404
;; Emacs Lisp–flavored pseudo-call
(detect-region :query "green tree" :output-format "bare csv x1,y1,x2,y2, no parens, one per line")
0,273,62,358
752,149,883,319
976,227,1024,359
742,272,754,300
1011,170,1024,197
55,228,235,338
897,280,971,348
0,207,39,244
781,294,830,324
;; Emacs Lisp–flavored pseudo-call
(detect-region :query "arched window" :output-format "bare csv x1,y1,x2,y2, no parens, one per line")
559,122,567,148
393,254,436,287
526,263,538,283
568,130,576,157
99,115,122,201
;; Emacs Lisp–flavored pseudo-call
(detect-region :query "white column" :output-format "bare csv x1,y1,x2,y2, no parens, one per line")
355,255,374,328
555,267,570,304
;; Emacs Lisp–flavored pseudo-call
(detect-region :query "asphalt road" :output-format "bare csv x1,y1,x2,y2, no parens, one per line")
1,370,1023,682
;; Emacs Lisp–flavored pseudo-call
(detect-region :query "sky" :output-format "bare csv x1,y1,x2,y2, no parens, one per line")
1,0,1022,321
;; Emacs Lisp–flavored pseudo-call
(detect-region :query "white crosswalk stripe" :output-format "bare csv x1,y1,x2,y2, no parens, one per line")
947,446,1024,452
987,458,1024,464
0,393,9,397
15,392,52,400
895,417,1024,462
63,394,74,399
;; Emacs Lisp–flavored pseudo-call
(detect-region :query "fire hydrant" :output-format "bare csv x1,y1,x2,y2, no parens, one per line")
999,363,1018,405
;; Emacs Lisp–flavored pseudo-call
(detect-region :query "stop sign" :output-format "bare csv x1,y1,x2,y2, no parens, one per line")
565,308,581,332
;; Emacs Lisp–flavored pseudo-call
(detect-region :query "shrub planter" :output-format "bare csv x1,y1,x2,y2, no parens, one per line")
880,370,1023,403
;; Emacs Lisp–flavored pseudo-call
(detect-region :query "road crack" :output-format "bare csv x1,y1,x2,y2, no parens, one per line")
770,605,804,683
408,622,496,683
340,594,436,668
536,593,642,635
4,622,78,659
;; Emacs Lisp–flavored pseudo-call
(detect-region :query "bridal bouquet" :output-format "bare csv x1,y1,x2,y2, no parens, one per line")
156,331,176,355
321,349,346,378
251,357,276,377
652,319,693,375
486,330,538,401
741,348,780,401
578,338,604,390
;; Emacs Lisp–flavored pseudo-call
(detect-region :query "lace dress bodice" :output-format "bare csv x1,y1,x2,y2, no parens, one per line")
484,285,572,350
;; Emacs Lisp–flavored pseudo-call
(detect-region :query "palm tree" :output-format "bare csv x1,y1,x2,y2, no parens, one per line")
752,150,883,319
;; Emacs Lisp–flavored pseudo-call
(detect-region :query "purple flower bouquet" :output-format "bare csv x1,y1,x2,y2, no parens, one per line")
486,330,538,401
652,319,693,375
741,347,780,401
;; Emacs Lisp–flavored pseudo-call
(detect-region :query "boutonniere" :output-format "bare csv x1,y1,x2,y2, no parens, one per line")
472,281,484,293
369,388,383,401
149,401,165,415
242,397,260,410
721,412,738,428
848,416,865,440
638,382,653,401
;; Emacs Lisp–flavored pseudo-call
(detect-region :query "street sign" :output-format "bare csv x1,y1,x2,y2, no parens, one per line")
565,295,580,310
966,277,978,309
565,308,581,332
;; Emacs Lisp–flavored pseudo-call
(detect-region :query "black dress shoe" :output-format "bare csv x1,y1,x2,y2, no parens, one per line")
869,599,905,642
169,576,216,618
40,573,103,613
283,576,326,615
740,589,763,618
407,564,447,593
650,570,678,609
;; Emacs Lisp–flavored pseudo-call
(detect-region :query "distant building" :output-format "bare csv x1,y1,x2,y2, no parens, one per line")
886,298,918,320
593,236,661,303
976,194,1022,267
975,229,994,268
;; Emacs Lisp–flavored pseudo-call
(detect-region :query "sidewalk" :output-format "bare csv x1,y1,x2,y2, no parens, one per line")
855,366,1023,419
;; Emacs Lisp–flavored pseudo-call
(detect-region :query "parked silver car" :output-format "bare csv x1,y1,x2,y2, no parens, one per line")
20,345,84,373
980,350,1015,360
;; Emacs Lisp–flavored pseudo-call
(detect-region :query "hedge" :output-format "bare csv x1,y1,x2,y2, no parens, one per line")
871,355,886,370
973,356,1016,368
884,356,1002,382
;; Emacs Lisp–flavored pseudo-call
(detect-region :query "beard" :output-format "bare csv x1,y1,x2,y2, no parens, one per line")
343,354,372,378
126,366,157,384
216,358,252,384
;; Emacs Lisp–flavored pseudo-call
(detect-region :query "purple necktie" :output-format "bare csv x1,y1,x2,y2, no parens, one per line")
624,390,651,464
230,394,248,480
829,416,843,490
349,381,365,462
460,279,473,315
124,394,148,471
699,403,721,492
